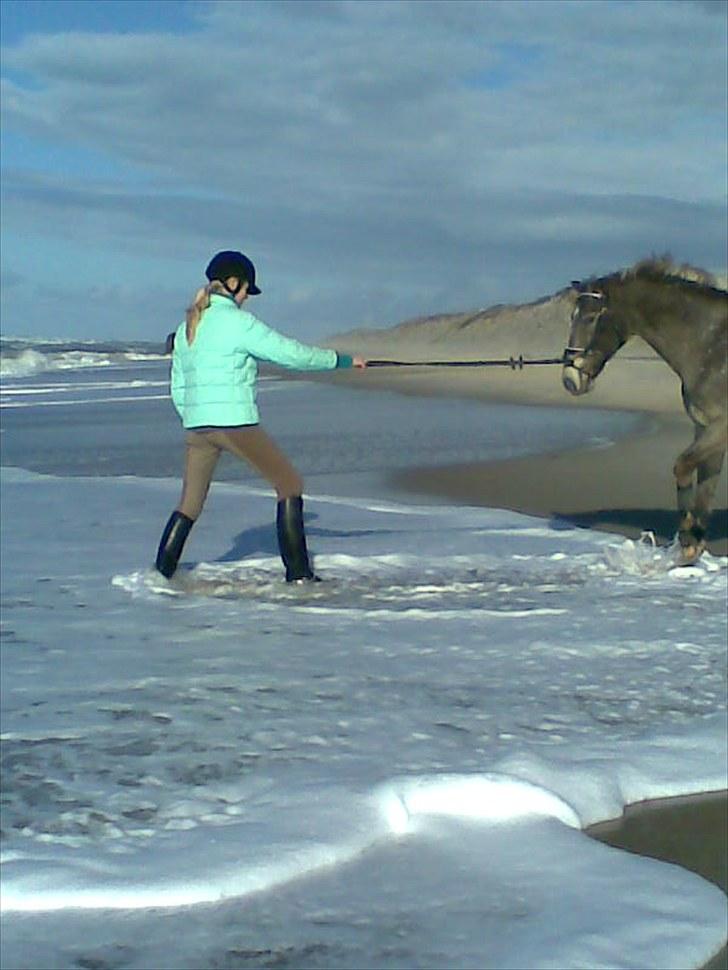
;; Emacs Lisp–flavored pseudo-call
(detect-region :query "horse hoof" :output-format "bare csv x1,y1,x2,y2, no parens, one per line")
676,542,705,565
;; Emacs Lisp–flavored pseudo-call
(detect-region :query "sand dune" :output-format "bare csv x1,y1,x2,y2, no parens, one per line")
330,288,660,365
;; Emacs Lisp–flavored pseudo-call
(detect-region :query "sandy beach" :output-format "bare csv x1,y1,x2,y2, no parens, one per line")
322,350,728,969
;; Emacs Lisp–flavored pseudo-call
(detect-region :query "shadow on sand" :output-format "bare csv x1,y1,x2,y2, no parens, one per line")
216,512,409,564
554,507,728,554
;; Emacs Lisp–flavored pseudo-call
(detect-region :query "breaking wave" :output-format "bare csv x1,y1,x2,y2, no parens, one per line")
0,339,166,379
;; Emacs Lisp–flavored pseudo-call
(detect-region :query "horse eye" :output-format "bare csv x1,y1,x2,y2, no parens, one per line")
579,295,601,310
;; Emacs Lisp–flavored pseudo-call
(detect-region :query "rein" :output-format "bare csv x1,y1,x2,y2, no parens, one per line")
366,355,565,370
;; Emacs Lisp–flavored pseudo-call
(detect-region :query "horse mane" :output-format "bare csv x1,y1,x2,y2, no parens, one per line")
618,256,728,295
579,256,727,296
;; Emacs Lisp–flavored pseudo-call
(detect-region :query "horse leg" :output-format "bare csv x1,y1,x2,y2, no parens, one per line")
694,445,726,533
674,424,726,561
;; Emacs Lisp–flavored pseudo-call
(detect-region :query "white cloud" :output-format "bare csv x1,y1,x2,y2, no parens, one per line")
1,0,726,340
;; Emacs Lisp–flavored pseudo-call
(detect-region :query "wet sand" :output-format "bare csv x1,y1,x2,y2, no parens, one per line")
589,791,728,970
391,410,728,555
320,357,728,968
322,358,728,553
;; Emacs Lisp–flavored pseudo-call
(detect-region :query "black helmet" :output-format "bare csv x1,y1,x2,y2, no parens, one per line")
205,251,261,295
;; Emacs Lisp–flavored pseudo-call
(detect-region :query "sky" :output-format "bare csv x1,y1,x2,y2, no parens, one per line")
1,0,727,342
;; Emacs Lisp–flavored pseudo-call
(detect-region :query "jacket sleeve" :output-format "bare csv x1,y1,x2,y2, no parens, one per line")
236,312,340,371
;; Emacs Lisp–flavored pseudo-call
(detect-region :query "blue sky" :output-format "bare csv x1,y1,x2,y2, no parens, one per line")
1,0,726,341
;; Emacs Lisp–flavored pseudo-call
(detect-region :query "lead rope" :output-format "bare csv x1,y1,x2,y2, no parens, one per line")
366,354,565,370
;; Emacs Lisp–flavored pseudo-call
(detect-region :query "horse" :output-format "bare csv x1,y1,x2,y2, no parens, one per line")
562,258,728,563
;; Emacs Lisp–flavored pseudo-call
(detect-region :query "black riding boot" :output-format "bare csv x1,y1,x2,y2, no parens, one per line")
155,511,194,578
276,496,318,582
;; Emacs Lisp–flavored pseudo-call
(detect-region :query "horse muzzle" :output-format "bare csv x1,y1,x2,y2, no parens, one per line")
562,360,593,396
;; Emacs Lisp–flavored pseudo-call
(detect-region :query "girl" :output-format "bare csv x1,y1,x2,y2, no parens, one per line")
156,250,366,582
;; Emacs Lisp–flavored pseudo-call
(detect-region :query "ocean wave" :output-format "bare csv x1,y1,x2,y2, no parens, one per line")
1,349,114,378
0,339,166,379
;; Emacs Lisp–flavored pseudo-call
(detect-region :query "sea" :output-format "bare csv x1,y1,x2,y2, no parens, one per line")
1,337,726,970
0,336,648,489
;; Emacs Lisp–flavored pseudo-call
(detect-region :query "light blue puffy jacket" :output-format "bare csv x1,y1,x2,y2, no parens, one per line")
170,293,351,428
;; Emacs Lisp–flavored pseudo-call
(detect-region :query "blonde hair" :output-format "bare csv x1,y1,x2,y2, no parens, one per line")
185,279,227,344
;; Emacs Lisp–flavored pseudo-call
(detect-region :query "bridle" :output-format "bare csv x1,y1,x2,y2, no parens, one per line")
563,291,607,369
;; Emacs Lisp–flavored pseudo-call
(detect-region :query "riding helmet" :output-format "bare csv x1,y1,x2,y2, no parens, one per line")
205,251,261,295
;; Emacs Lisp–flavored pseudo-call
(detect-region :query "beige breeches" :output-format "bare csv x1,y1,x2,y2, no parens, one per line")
177,426,303,520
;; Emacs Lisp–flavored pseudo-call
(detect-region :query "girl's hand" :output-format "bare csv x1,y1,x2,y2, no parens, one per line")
352,355,367,369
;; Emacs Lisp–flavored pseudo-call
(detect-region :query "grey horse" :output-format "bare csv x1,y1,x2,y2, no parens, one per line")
562,258,727,563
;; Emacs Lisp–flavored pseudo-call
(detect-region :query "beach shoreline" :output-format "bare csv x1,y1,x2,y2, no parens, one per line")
319,358,728,554
388,409,728,556
589,790,728,970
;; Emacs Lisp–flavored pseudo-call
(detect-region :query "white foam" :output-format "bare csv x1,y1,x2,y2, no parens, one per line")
0,349,49,378
2,472,726,970
2,393,170,409
0,349,115,378
0,345,167,379
0,379,168,395
378,773,581,833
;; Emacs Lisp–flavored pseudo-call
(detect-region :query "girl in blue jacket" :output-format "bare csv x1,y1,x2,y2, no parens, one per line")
156,250,366,582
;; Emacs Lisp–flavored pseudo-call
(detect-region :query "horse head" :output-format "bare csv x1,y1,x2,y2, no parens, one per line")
562,281,620,396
